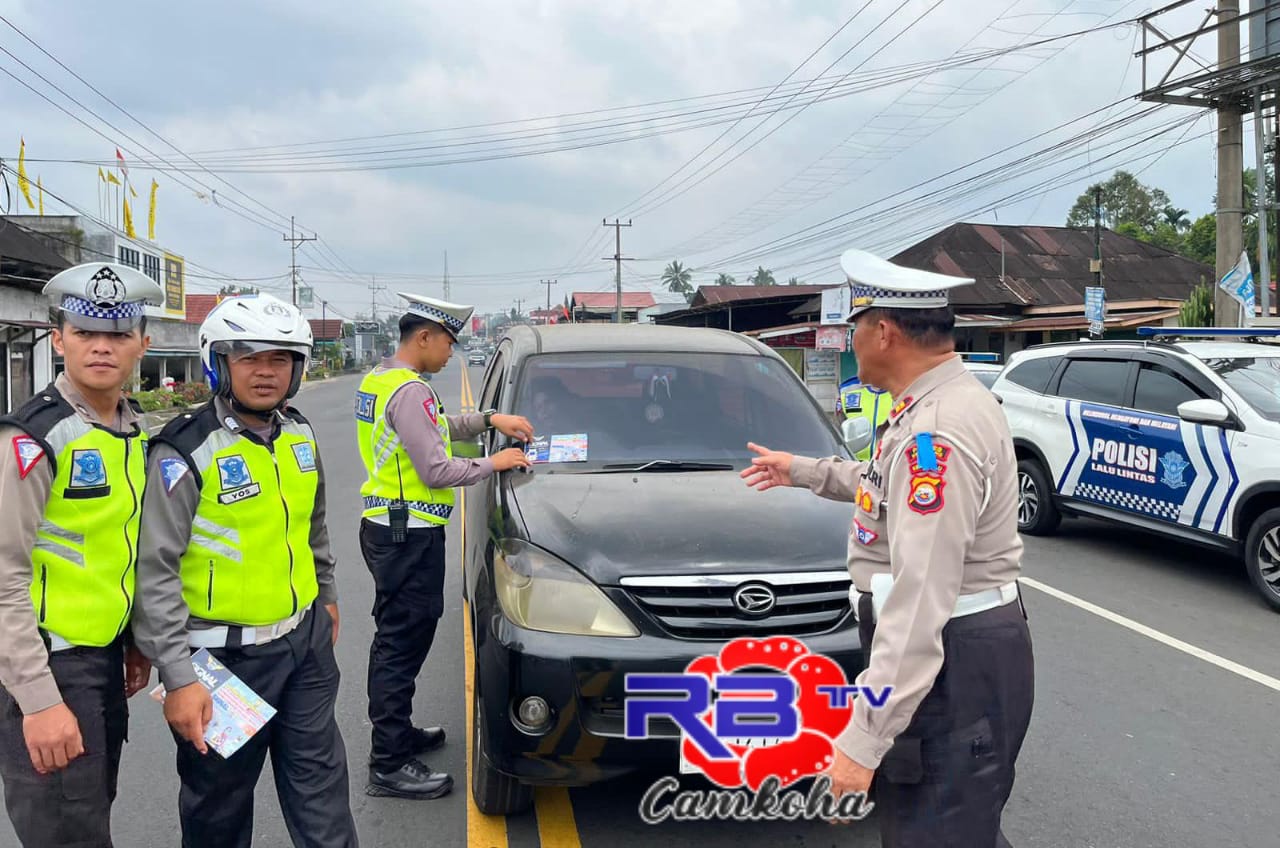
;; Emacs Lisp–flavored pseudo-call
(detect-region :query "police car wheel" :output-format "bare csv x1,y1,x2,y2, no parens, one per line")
1016,459,1061,536
1244,508,1280,613
471,677,535,815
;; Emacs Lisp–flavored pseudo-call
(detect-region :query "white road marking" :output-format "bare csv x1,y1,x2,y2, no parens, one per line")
1019,576,1280,693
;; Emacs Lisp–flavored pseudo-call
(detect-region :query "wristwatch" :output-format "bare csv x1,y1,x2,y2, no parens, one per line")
482,409,497,429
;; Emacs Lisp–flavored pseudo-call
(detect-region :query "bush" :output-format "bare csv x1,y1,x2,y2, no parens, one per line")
174,381,212,406
129,390,173,412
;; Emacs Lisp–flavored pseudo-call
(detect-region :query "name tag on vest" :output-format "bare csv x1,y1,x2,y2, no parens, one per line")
218,483,262,505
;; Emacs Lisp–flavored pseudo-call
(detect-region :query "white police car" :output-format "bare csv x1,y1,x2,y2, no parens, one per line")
993,327,1280,611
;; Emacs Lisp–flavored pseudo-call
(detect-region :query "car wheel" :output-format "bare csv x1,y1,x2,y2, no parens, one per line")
1244,507,1280,613
471,675,534,815
1016,458,1061,536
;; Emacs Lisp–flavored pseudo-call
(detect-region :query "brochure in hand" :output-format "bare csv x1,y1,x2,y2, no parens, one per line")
525,433,589,463
149,648,277,758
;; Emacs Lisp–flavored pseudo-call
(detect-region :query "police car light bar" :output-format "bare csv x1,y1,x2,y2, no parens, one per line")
1138,326,1280,339
959,352,1002,362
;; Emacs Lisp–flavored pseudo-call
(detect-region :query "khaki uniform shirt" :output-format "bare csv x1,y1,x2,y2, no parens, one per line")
790,355,1023,769
0,374,139,714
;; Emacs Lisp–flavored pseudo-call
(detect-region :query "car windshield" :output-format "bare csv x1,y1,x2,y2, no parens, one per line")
513,351,846,472
1199,354,1280,420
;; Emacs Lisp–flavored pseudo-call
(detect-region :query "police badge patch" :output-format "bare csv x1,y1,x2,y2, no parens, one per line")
423,396,438,425
907,473,945,515
216,455,252,490
292,442,317,472
69,448,107,487
159,457,190,494
854,520,879,545
11,435,45,480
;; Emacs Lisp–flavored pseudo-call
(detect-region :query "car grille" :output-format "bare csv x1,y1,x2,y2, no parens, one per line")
620,571,852,640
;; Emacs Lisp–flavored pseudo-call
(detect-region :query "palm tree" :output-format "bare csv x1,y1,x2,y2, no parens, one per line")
786,276,802,286
1162,206,1191,232
661,260,694,296
748,266,776,286
713,272,735,286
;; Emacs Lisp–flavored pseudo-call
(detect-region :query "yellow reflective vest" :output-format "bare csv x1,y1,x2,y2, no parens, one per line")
840,384,893,461
355,366,454,526
2,389,146,646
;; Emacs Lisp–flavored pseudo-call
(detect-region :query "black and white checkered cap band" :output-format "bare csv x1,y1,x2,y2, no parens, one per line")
850,283,949,309
60,294,147,320
407,302,465,335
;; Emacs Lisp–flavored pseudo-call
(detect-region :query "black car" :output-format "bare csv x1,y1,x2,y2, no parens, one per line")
463,324,865,814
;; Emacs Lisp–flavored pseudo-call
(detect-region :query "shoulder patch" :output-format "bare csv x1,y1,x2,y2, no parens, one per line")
907,434,950,474
159,457,191,494
355,391,377,423
907,473,945,515
11,435,45,479
423,396,438,425
890,396,914,418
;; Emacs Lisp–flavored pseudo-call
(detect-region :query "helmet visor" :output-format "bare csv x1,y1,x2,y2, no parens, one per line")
213,339,310,362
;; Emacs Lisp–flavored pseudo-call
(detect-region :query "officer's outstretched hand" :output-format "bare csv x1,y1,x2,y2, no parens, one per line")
741,442,794,491
23,702,83,774
165,681,214,755
491,447,533,472
491,414,534,443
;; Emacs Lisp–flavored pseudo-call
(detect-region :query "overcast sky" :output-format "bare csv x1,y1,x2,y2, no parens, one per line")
0,0,1240,320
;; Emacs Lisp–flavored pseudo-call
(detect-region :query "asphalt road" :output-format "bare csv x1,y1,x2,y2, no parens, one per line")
3,361,1278,847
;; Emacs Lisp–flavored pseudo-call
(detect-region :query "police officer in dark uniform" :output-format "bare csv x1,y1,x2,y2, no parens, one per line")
0,263,160,847
744,249,1034,847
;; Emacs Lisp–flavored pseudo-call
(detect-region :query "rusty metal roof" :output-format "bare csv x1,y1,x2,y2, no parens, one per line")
692,284,833,306
571,291,656,309
891,223,1212,309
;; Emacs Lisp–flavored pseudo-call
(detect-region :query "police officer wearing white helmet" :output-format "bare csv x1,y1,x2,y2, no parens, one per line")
0,263,160,847
131,293,358,847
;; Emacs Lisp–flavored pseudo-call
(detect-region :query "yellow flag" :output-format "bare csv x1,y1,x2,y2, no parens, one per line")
123,196,136,238
129,183,137,198
37,176,43,216
98,166,106,183
106,171,121,186
17,137,34,209
148,179,158,240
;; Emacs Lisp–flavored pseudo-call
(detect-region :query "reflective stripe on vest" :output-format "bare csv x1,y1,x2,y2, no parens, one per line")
178,422,320,626
31,414,146,647
355,367,454,525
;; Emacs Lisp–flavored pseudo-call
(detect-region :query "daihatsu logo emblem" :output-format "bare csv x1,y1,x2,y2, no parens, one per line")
732,583,776,615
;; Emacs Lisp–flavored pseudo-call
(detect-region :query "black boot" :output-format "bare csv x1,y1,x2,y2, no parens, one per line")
367,758,454,800
410,726,446,755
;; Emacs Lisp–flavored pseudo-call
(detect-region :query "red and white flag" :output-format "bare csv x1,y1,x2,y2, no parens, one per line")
116,148,128,185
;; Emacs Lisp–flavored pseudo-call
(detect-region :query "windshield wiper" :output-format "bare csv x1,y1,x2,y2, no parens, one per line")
598,460,735,473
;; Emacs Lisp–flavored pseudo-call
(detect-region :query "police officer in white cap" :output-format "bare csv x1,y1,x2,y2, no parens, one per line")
0,263,160,847
354,293,532,799
743,249,1034,847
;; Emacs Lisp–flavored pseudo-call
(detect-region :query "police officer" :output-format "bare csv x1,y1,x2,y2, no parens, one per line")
0,263,159,847
355,293,532,800
131,294,358,847
838,376,893,461
743,249,1034,847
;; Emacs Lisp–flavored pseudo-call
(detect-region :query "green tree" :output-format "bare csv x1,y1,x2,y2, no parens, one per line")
1183,214,1216,265
1180,282,1214,326
748,266,776,286
1162,207,1191,232
661,260,694,296
1066,170,1170,231
713,272,735,286
786,276,802,286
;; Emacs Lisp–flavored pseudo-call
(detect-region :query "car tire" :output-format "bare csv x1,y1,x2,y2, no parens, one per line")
1016,458,1061,536
1244,507,1280,613
471,675,534,816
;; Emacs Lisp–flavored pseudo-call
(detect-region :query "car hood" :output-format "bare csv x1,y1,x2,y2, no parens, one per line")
505,469,852,585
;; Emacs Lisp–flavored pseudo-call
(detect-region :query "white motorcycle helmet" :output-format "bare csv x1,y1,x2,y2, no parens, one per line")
199,293,313,401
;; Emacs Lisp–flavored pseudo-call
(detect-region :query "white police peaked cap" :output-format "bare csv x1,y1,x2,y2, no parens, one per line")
398,292,474,340
841,249,974,321
43,262,165,332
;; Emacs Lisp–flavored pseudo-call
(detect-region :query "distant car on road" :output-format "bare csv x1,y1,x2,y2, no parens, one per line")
466,349,487,367
463,324,865,814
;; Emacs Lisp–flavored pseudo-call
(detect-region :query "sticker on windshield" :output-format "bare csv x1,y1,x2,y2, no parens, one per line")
525,433,589,463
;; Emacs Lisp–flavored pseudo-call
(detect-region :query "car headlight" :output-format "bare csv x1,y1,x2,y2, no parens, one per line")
493,541,639,637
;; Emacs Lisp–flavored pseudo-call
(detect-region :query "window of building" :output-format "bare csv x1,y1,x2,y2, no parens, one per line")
118,246,140,269
1055,359,1131,407
142,253,161,283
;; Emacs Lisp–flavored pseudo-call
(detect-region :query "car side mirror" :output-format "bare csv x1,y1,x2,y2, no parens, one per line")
841,417,873,455
1177,398,1231,426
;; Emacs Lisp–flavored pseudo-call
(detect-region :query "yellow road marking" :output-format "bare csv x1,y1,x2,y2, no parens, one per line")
463,363,509,848
535,787,583,848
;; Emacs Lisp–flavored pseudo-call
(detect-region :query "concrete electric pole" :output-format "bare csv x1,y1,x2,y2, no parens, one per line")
282,215,317,308
368,277,386,323
1216,0,1244,326
541,278,556,312
602,218,633,324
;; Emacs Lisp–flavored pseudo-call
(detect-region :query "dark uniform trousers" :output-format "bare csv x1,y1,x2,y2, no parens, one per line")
859,595,1035,848
0,638,127,848
359,520,446,773
174,604,357,848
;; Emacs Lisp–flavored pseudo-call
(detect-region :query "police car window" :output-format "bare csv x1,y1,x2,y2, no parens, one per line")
1055,359,1130,406
1202,356,1280,421
1133,365,1203,417
1005,356,1060,393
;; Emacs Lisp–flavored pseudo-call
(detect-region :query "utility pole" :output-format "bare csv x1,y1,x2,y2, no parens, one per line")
443,250,450,302
515,298,523,322
368,276,386,323
1256,88,1271,323
602,218,633,324
282,215,317,308
1092,186,1103,339
1217,0,1244,326
541,278,556,312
